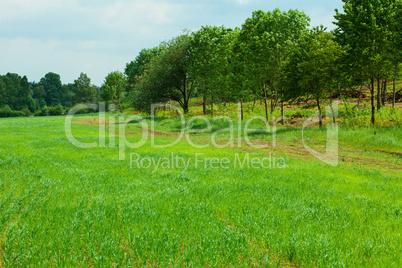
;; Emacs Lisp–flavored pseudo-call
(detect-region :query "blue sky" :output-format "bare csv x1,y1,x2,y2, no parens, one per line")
0,0,344,86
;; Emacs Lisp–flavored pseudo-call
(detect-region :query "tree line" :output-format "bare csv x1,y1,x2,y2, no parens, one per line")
1,0,400,126
0,72,102,117
125,0,401,126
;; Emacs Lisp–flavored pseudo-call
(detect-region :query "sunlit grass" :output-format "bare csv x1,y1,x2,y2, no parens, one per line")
0,114,400,267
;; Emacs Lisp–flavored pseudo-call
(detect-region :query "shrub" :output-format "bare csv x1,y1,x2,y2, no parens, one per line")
1,105,12,113
21,108,32,117
0,105,24,118
48,104,64,116
34,106,48,117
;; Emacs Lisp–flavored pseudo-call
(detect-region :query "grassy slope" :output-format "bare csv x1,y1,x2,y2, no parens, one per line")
0,115,401,267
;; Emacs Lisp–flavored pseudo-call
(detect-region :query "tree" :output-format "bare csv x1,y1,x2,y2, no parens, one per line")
101,71,127,113
334,0,400,124
2,73,21,110
240,9,310,121
388,0,402,108
283,27,345,127
72,73,95,104
60,84,74,107
16,76,33,111
39,72,62,106
0,77,6,108
227,28,252,120
133,34,193,114
125,47,162,94
189,26,234,115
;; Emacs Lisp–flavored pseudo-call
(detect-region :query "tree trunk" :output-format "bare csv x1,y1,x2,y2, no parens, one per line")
263,86,269,122
281,102,284,125
115,97,123,113
377,77,381,110
182,98,189,114
317,98,322,128
252,97,256,112
240,100,244,121
357,84,363,107
211,93,214,117
382,79,386,106
393,77,396,108
371,76,375,125
202,94,206,115
330,99,336,124
183,81,188,114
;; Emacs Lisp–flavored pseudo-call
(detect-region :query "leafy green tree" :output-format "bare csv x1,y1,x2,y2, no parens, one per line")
125,47,162,94
32,83,46,102
60,84,74,107
240,9,310,120
227,28,252,120
72,73,95,104
388,0,402,107
133,34,193,114
334,0,400,124
16,76,33,110
189,26,234,115
101,71,127,113
0,77,7,108
283,28,346,127
39,72,62,106
2,73,21,110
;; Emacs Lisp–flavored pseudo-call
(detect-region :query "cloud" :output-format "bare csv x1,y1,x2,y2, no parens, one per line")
0,0,343,85
235,0,251,5
0,37,126,85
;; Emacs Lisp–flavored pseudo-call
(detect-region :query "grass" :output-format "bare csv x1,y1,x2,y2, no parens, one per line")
0,109,401,267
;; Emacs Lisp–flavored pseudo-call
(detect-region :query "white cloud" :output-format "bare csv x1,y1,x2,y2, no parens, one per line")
0,0,71,21
0,0,343,86
0,37,126,85
235,0,251,5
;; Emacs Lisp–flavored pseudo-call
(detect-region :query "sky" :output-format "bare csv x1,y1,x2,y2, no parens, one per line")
0,0,344,86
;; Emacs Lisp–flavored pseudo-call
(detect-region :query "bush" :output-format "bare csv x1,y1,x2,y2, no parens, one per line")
1,105,12,113
34,106,48,117
21,108,32,117
48,104,64,116
72,103,98,114
0,105,24,118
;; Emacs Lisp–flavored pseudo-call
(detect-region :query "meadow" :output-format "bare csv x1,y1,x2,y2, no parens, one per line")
0,103,401,267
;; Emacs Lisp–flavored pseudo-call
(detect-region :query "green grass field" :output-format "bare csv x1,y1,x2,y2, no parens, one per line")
0,111,401,267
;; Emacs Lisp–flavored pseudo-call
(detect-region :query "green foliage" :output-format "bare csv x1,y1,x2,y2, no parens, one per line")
39,99,46,109
40,72,62,107
334,0,401,123
72,73,96,104
0,73,34,111
47,104,64,116
283,28,346,101
132,34,193,114
21,108,32,117
334,0,399,78
125,47,162,93
0,105,24,118
101,71,128,113
240,8,310,117
189,26,235,110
